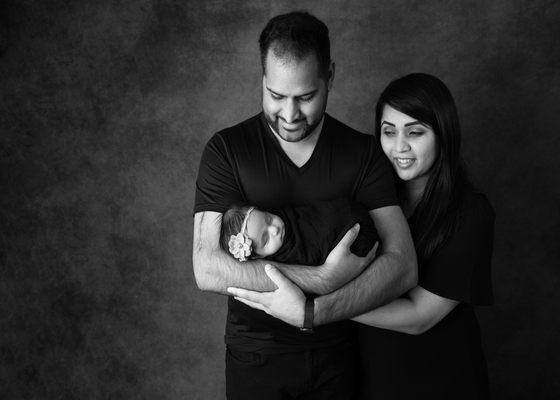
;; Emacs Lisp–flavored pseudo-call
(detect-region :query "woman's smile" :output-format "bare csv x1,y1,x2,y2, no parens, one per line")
394,157,416,168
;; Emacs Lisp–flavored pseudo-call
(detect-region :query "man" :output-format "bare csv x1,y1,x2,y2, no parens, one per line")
193,11,417,399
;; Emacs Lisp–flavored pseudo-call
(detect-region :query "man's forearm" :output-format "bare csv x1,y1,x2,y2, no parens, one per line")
194,247,330,295
194,246,272,294
313,250,417,325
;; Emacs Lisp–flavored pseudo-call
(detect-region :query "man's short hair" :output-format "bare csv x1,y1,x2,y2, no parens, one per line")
259,11,331,79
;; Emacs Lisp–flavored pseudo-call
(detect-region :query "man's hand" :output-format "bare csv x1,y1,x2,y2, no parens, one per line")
227,264,306,328
319,224,379,294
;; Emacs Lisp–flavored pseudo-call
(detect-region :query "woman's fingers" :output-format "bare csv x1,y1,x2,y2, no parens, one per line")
264,264,291,290
234,296,266,312
227,287,267,304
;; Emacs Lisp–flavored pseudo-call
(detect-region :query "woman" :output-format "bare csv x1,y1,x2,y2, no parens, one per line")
354,73,494,399
229,73,494,399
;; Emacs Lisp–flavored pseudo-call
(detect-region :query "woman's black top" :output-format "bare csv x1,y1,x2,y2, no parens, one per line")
358,191,495,399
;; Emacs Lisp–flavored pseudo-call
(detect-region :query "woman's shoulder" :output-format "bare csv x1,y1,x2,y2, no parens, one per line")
420,189,495,305
461,190,495,223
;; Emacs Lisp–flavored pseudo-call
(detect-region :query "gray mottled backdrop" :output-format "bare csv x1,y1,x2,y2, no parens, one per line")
1,0,559,399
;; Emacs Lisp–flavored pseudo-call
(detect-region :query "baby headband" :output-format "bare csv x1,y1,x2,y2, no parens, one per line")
228,207,255,262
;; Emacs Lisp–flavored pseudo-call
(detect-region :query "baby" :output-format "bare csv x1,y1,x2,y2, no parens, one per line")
220,198,379,265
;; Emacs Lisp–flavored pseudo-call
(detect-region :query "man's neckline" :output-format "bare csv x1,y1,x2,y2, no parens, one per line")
263,115,327,170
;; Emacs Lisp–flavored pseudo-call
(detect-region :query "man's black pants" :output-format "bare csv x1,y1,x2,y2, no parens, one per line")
225,342,358,400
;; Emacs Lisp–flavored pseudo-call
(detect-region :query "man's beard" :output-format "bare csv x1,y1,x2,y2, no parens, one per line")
265,115,321,143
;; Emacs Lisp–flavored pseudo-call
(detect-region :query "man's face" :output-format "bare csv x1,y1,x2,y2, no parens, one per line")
262,49,333,142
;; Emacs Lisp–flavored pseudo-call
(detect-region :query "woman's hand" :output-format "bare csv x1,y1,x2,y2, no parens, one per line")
227,264,306,328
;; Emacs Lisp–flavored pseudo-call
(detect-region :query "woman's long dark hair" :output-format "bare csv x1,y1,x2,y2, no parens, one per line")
375,73,471,263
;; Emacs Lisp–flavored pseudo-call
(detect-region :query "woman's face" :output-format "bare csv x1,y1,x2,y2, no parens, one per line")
380,105,438,187
245,210,285,257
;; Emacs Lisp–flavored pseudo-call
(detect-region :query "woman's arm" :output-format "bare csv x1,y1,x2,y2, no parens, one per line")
352,286,458,335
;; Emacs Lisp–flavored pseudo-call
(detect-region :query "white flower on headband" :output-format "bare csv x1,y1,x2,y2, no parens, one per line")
228,206,255,262
228,233,252,262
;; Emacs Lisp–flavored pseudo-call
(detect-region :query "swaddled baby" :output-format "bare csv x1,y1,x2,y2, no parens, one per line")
220,198,379,265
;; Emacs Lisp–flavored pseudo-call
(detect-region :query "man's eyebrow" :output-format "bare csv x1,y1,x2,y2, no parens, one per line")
266,87,317,98
296,89,317,98
266,87,282,96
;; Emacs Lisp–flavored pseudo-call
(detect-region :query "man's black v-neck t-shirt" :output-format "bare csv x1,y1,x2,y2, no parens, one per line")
194,113,397,353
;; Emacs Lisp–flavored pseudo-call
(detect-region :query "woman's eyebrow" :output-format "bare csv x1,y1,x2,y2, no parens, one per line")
404,120,430,127
380,121,395,127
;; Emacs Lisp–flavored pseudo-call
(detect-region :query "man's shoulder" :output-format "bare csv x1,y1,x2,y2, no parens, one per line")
324,113,376,154
203,113,263,151
325,113,374,143
214,113,263,138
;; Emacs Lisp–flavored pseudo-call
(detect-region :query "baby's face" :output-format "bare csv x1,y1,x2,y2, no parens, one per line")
245,210,285,257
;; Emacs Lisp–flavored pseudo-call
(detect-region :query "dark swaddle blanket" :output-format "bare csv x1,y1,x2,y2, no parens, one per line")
269,198,379,266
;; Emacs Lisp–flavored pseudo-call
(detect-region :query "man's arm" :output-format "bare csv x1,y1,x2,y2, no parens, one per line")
314,205,417,325
193,211,376,296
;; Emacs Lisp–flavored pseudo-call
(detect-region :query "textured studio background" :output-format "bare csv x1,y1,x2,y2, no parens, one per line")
1,1,559,399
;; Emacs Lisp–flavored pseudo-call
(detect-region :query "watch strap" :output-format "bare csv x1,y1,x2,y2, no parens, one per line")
301,297,314,333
